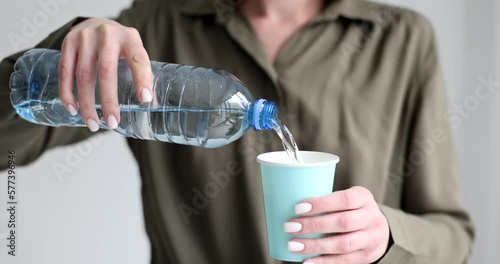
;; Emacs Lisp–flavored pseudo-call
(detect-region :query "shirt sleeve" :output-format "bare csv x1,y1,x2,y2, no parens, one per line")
0,0,160,169
377,13,474,263
0,17,92,169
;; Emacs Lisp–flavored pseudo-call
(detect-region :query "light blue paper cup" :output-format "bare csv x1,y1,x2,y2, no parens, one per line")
257,151,340,262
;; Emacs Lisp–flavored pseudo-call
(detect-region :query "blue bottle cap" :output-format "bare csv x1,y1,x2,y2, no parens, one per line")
252,98,278,131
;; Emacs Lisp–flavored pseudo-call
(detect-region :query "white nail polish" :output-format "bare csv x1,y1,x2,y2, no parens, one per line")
141,89,153,102
303,262,315,264
67,104,78,116
106,115,118,129
284,222,302,233
86,119,99,132
287,241,305,252
295,203,312,215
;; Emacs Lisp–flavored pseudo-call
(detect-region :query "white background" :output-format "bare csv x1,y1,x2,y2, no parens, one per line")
0,0,498,263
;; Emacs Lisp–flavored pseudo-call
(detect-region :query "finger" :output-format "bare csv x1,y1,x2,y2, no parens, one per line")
122,27,152,103
286,209,371,234
59,33,79,116
76,28,100,132
288,231,371,255
97,34,120,129
303,249,378,264
295,186,372,215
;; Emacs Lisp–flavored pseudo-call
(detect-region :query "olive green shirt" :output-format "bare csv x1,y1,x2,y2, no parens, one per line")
0,0,474,263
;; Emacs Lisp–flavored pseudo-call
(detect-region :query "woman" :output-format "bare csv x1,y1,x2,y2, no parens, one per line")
0,0,474,263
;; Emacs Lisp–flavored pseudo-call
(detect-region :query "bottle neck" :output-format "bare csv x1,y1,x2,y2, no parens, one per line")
251,99,278,131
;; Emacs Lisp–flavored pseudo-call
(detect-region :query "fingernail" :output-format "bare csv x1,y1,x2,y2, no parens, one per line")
295,203,312,215
141,89,152,102
284,222,302,233
288,241,305,252
86,119,99,132
304,262,315,264
106,114,118,129
67,104,78,116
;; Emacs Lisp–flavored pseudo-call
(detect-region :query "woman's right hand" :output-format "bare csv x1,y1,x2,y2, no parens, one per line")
58,18,152,132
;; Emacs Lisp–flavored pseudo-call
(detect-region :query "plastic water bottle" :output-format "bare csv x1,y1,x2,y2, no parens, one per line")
9,49,278,148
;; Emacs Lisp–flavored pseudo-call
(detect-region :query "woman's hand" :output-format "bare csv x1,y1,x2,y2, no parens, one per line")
58,18,152,131
284,186,390,264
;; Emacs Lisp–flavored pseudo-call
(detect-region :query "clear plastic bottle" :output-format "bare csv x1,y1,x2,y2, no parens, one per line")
9,49,278,148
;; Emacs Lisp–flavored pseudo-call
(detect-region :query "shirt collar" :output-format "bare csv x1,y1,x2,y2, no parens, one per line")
180,0,377,24
317,0,377,23
180,0,216,16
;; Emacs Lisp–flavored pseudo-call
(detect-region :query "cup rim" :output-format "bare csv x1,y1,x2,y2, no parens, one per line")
256,151,340,167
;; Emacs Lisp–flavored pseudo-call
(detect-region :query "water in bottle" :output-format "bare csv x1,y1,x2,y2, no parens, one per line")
10,49,303,162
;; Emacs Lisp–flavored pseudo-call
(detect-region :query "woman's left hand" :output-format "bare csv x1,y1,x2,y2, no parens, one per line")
284,186,391,264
